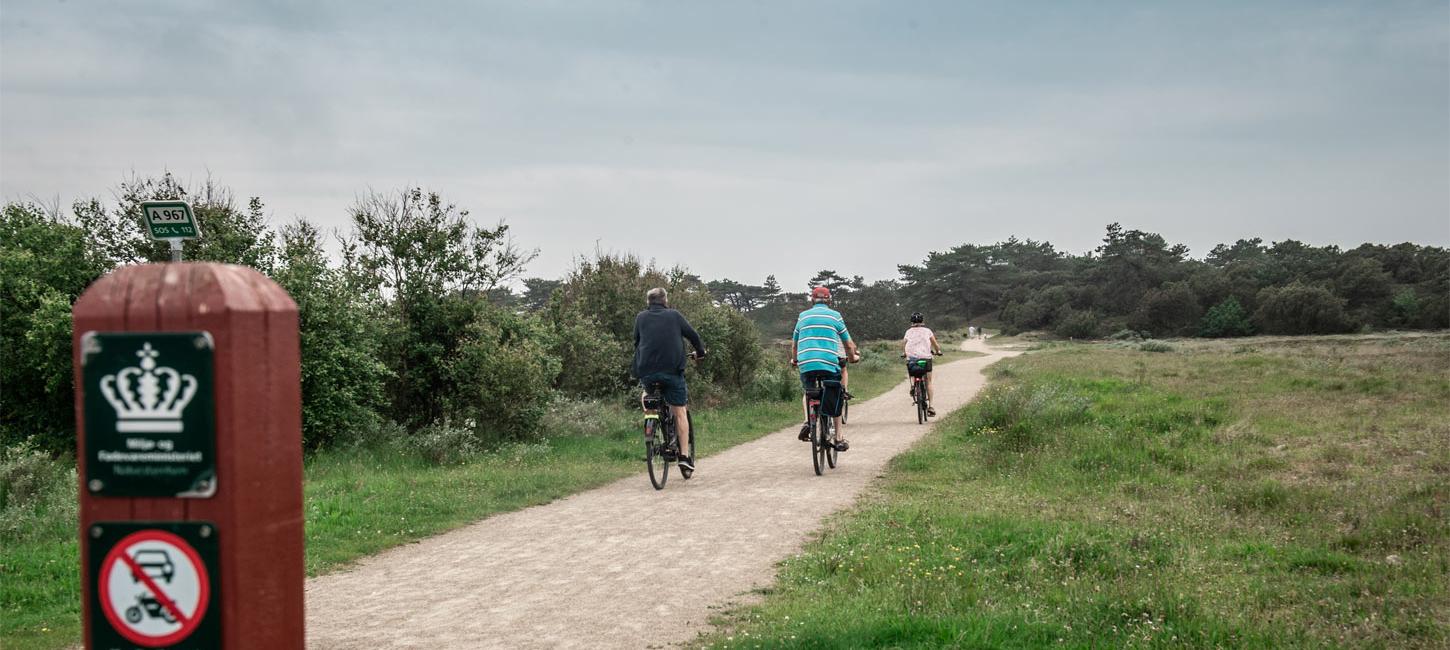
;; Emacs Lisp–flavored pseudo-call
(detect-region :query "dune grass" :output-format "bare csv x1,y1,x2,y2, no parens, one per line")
701,333,1449,648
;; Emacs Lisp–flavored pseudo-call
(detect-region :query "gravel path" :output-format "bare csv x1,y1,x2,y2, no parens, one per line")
305,338,1017,649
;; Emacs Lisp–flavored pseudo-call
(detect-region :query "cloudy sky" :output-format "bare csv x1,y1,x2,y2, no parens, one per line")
2,1,1447,288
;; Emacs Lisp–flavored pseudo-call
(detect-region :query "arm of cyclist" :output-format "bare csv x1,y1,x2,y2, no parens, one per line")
844,338,861,363
930,334,943,356
679,312,706,359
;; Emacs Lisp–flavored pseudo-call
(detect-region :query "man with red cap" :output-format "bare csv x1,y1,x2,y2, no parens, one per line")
791,286,860,450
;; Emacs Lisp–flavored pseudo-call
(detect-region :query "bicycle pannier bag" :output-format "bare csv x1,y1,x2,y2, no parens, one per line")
907,359,930,377
819,380,845,417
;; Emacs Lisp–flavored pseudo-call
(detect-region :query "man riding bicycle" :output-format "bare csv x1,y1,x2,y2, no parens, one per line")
903,312,943,417
793,286,859,451
633,287,706,471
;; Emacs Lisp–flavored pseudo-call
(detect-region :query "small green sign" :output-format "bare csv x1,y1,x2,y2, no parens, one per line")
141,201,200,240
88,521,221,649
81,332,216,497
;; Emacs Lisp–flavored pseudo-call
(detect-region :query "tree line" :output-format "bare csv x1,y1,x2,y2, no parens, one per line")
4,174,1446,456
708,224,1447,342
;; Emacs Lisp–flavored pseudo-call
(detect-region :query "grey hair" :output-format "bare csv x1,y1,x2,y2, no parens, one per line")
646,287,668,305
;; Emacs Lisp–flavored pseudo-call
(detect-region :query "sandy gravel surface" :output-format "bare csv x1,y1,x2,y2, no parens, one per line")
305,338,1018,649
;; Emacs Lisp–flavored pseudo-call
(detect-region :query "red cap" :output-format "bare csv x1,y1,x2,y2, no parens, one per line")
811,286,832,300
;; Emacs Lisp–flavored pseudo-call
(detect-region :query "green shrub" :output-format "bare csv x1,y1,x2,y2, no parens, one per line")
1,203,110,453
1054,308,1102,339
408,422,480,465
275,221,392,449
1108,328,1145,341
445,308,560,442
536,396,637,438
686,305,764,394
1129,281,1201,336
970,382,1092,450
1199,297,1254,337
550,315,631,397
1253,283,1355,335
1387,288,1421,328
0,440,77,542
1138,340,1175,353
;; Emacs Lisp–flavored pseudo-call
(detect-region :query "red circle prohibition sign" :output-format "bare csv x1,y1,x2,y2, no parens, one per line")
98,529,211,647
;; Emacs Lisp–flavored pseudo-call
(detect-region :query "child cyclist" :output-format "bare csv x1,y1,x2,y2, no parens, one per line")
903,312,943,416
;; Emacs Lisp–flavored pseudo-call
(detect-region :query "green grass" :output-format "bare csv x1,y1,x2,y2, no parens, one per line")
2,347,916,649
700,332,1449,649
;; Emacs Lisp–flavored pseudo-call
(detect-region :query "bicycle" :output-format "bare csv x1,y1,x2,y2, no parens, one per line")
902,352,943,424
803,377,847,476
641,354,700,490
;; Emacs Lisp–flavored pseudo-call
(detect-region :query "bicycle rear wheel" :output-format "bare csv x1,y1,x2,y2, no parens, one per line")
645,419,670,490
679,411,695,479
915,383,927,424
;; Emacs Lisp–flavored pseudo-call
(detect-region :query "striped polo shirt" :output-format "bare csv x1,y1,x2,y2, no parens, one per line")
793,303,852,374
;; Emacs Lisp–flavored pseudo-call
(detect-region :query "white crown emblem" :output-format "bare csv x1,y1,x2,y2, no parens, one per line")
100,343,198,433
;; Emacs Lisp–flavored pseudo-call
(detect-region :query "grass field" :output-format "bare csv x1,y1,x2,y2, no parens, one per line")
0,337,943,649
701,333,1449,648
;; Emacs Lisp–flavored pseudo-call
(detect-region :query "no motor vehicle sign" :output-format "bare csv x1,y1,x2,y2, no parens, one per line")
89,522,220,649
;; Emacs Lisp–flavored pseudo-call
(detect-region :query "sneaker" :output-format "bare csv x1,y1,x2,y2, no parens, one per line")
927,407,937,417
677,457,695,471
798,423,811,441
834,439,850,452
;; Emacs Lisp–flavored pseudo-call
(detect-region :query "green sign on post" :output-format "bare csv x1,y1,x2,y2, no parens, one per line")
81,332,217,497
141,201,200,240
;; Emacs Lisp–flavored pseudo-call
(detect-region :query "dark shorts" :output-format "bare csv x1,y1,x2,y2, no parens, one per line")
800,369,842,392
640,371,688,406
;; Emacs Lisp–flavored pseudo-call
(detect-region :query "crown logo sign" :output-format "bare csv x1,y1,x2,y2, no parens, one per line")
100,343,198,433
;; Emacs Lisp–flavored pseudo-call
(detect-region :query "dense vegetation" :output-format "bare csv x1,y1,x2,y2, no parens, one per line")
3,174,1446,458
704,334,1450,648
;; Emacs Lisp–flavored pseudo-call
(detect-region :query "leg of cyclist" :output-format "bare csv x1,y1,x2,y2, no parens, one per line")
662,372,693,469
672,404,690,458
832,369,849,450
799,393,811,441
925,371,936,417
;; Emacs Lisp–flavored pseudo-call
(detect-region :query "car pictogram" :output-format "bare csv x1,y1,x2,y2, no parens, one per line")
130,549,174,584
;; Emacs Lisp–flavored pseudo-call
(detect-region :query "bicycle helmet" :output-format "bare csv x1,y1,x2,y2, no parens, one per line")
910,312,924,324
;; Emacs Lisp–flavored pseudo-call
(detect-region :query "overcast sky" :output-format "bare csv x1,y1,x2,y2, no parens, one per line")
3,1,1447,288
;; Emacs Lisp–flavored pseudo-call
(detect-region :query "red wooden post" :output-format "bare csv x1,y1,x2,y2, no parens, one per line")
73,263,303,648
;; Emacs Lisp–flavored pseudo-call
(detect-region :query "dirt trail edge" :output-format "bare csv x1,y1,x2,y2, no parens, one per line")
306,338,1019,649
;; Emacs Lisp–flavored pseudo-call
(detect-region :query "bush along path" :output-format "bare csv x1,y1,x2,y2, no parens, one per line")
304,338,1019,649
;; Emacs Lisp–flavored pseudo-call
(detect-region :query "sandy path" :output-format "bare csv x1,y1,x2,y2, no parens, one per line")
305,338,1017,649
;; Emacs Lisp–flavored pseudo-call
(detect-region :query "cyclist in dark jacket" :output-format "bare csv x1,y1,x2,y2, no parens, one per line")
633,287,706,470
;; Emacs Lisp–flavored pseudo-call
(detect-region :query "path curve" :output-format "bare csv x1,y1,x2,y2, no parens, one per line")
306,338,1018,648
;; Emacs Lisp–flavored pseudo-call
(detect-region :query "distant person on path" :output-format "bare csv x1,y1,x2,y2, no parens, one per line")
633,287,706,471
979,326,987,339
792,286,859,451
968,325,977,338
903,312,944,416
